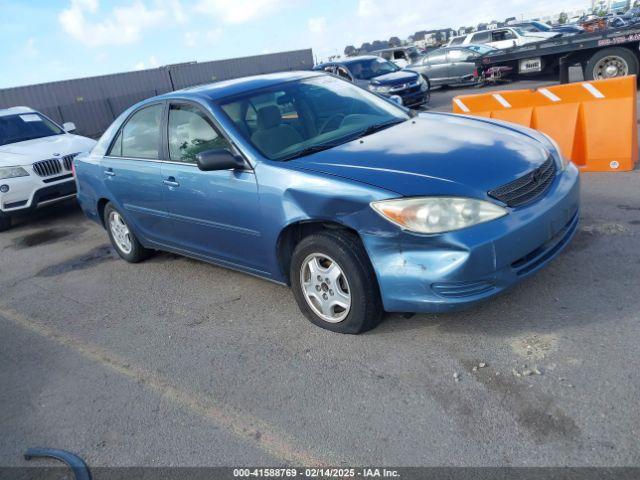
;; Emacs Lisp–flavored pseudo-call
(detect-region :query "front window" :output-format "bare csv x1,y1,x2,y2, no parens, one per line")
345,57,399,80
220,75,409,161
168,104,231,163
0,113,64,146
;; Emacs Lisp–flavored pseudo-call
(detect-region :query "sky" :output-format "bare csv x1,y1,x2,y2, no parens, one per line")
0,0,588,89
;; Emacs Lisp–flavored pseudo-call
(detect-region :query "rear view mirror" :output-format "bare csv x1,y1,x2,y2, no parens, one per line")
195,149,245,171
62,122,76,132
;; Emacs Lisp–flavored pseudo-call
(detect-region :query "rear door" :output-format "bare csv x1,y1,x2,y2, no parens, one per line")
489,29,518,49
160,101,266,272
101,102,173,243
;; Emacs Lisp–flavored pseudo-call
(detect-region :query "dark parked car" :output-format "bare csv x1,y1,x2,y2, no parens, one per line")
75,71,579,334
513,20,584,36
406,44,496,87
314,56,430,108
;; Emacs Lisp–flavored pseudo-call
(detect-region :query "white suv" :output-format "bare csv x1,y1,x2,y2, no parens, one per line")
0,107,97,231
461,27,559,50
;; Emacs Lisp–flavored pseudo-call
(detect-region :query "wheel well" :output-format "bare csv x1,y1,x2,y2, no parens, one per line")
277,221,359,285
97,198,109,228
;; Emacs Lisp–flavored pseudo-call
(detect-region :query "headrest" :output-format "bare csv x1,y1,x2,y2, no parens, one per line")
257,105,282,130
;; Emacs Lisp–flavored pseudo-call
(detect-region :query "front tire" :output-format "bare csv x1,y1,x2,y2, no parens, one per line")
104,203,150,263
0,217,11,232
290,230,383,334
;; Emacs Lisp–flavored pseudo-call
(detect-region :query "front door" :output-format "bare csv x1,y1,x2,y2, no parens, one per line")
101,102,173,243
160,102,266,274
422,49,450,85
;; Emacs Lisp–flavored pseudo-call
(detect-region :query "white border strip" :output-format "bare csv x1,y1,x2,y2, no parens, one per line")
538,88,561,102
582,83,605,99
453,98,470,113
492,93,512,108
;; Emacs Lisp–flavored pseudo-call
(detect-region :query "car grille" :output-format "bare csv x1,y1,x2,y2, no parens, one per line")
32,154,78,177
488,157,557,207
62,153,78,171
391,81,420,94
33,158,62,177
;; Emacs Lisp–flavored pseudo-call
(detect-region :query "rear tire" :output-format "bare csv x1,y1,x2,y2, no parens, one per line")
0,217,11,232
290,230,384,334
584,48,639,81
104,203,150,263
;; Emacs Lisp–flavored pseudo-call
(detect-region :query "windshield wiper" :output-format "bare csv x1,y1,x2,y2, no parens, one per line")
353,119,406,139
280,142,342,161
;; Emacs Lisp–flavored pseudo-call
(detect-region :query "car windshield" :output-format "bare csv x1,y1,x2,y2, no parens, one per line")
466,45,495,54
0,113,64,146
345,57,400,80
220,75,409,161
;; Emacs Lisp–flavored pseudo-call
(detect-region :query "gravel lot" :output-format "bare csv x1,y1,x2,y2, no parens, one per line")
1,78,639,468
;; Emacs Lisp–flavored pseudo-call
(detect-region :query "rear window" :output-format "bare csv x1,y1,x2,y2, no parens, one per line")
449,36,465,46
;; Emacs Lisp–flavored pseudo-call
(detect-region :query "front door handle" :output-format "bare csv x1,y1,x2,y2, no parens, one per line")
163,177,180,188
104,168,116,177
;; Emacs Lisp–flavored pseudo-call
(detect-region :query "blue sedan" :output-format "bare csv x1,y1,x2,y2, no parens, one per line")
75,71,580,334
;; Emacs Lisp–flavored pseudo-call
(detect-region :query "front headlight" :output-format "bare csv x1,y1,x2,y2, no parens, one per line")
417,75,428,91
0,166,29,180
371,197,508,234
369,84,391,94
540,132,569,171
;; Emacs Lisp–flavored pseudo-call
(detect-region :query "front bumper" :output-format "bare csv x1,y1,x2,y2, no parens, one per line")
361,164,580,313
0,177,77,218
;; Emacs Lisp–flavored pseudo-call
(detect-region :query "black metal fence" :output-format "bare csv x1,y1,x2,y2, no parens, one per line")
0,49,314,138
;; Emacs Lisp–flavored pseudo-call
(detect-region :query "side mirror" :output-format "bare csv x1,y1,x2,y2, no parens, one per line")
389,95,403,106
62,122,76,132
195,149,245,171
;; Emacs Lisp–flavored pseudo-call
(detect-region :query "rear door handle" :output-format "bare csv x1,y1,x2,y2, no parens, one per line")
104,168,116,177
163,177,180,188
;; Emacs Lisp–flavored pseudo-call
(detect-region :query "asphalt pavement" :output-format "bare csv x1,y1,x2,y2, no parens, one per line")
1,77,639,468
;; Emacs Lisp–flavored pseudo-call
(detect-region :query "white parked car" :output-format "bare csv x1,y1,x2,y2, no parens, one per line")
460,27,560,50
0,106,97,231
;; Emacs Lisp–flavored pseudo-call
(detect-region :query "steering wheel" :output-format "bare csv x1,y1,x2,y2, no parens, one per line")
319,113,346,135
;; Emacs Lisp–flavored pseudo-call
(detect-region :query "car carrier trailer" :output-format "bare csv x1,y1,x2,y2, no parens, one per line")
477,25,640,84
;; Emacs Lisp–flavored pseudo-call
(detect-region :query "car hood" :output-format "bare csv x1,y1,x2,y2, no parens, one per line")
0,134,96,167
369,70,419,86
286,113,552,198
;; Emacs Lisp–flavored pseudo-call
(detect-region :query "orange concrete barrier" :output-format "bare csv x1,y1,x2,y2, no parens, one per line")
452,76,638,172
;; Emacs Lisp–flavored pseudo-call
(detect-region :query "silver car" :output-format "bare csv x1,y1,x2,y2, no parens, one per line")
406,44,496,87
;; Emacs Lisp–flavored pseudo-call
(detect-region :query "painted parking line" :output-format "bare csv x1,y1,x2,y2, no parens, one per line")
0,304,327,466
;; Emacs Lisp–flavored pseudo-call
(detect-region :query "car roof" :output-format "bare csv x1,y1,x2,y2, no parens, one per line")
0,106,36,117
315,55,381,68
371,47,413,53
153,71,324,102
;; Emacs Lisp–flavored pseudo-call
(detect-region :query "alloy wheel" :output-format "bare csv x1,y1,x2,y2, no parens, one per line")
299,253,351,323
109,211,133,254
